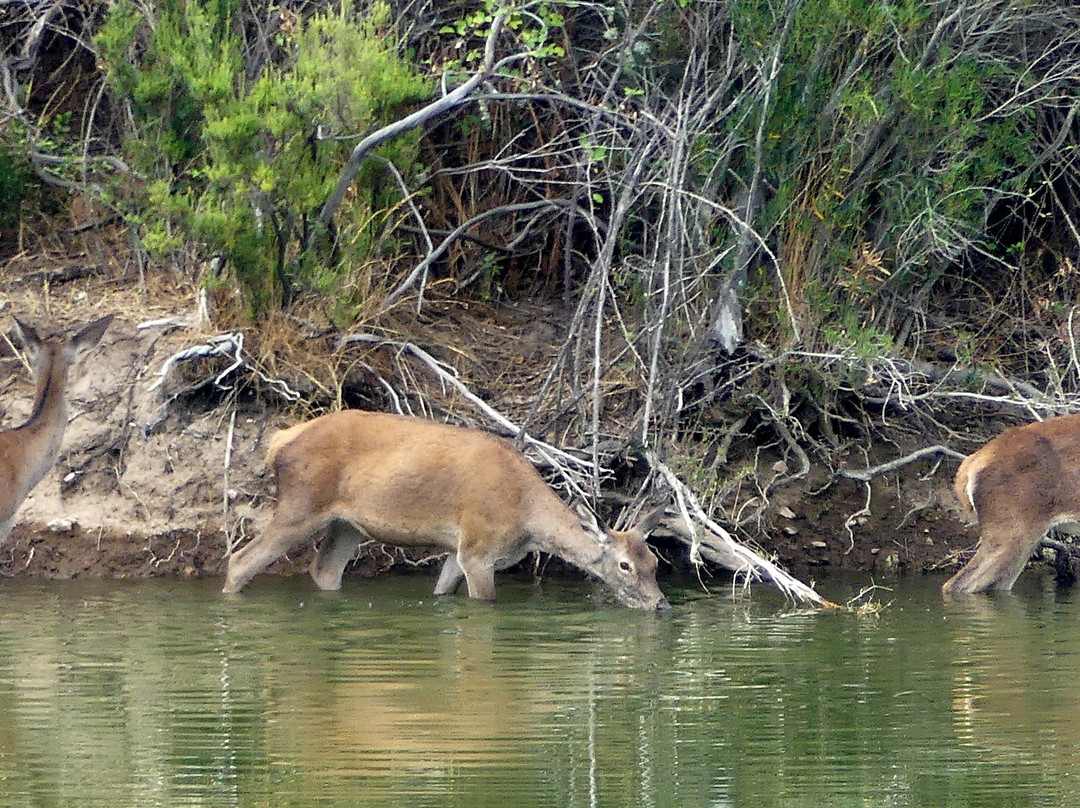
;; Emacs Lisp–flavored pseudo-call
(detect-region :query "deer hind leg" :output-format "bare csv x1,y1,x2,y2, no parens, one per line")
0,515,13,544
942,526,1043,595
223,510,325,594
310,522,365,591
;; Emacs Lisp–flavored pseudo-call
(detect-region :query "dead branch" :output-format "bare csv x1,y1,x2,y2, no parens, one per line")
838,445,967,482
145,332,301,428
648,450,833,607
385,199,566,308
310,10,517,249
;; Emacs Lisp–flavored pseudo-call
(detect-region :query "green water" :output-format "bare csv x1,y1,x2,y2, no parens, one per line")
0,571,1076,807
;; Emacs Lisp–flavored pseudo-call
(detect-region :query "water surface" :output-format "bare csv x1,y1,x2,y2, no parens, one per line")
0,572,1075,807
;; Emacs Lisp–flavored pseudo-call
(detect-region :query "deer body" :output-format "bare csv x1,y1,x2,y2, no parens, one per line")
223,410,670,610
0,315,113,542
943,412,1080,595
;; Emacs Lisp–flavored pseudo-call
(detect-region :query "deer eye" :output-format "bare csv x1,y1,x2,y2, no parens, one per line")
619,560,633,573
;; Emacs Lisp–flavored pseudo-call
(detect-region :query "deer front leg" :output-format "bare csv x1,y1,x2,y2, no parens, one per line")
436,547,526,598
434,552,466,596
456,549,497,601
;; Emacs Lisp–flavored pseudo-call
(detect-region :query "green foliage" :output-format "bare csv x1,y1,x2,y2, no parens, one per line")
96,0,430,316
708,0,1037,344
438,0,566,69
0,133,38,233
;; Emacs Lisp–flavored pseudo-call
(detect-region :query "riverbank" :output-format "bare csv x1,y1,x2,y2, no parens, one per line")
0,253,990,599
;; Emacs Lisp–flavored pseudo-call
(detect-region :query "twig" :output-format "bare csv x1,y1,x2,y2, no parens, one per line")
843,481,872,555
151,536,183,568
846,581,892,616
223,409,237,555
764,416,811,492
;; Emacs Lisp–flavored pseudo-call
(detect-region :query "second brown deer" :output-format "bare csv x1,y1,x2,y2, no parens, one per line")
223,410,671,610
943,412,1080,595
0,314,113,542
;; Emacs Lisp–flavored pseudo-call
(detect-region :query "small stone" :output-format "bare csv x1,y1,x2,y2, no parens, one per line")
810,540,828,549
777,505,797,519
47,519,75,533
782,526,799,536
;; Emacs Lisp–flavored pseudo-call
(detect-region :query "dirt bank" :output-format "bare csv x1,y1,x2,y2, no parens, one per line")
0,256,985,597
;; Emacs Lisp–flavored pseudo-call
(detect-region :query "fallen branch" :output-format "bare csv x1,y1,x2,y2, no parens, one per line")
146,331,301,402
648,451,833,608
838,445,966,482
385,199,565,308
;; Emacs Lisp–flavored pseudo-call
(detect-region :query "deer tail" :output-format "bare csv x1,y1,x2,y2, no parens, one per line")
953,453,982,522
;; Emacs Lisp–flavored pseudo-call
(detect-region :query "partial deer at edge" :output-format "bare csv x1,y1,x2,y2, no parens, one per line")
943,412,1080,595
223,410,671,611
0,314,113,542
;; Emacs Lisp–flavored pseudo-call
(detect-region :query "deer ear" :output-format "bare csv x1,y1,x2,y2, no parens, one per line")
70,314,113,354
11,316,40,350
633,505,668,537
574,503,607,542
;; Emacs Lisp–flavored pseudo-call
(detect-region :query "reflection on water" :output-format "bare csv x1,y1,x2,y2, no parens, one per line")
0,572,1078,806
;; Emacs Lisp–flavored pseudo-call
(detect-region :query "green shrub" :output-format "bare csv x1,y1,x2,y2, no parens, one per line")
0,137,36,234
96,0,430,317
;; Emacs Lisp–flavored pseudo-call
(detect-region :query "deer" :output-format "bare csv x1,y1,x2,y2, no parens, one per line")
943,412,1080,595
222,410,671,611
0,314,113,543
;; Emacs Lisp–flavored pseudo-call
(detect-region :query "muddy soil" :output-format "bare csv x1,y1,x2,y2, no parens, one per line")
0,256,986,598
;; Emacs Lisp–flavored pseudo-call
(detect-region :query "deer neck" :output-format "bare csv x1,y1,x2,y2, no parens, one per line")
13,345,72,494
528,497,606,572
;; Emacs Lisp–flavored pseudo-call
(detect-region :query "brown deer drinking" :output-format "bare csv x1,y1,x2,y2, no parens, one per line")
0,314,113,542
222,410,671,610
943,412,1080,595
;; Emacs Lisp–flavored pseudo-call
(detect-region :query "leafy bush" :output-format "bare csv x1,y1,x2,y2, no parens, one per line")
737,0,1041,338
96,0,430,316
0,137,36,235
